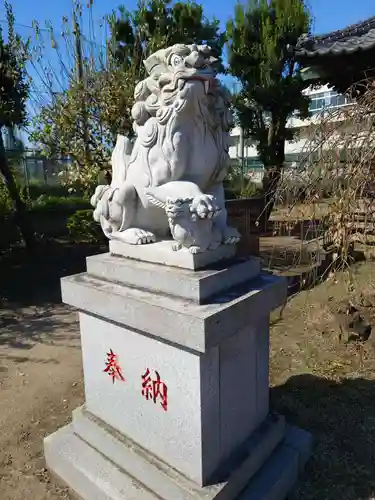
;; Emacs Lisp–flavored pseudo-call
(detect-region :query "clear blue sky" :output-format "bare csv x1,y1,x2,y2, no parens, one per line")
1,0,374,144
1,0,375,40
2,0,374,89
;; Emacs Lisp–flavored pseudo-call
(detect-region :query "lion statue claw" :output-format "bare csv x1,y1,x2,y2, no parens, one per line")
91,43,241,251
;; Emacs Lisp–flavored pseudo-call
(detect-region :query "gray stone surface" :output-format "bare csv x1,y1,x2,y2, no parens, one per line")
237,425,312,500
70,407,286,499
218,319,267,461
255,317,270,426
237,447,298,500
77,310,277,485
109,240,237,270
44,425,160,500
46,250,311,500
284,424,313,472
91,44,241,251
44,407,310,500
61,271,287,353
79,311,209,484
238,423,313,500
86,253,261,304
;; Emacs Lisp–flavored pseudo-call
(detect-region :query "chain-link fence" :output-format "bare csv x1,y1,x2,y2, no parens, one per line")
5,149,71,194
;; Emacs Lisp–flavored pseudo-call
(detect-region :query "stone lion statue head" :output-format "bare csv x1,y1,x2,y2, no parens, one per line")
130,43,233,133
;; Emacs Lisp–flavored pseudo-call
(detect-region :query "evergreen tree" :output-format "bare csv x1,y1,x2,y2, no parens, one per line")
226,0,311,216
0,1,33,249
108,0,225,78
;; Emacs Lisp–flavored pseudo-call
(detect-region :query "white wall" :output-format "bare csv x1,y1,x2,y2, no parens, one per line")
229,85,355,163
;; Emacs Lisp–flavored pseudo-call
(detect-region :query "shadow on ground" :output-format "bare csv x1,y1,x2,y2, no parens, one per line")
271,374,375,500
0,240,106,351
0,305,79,350
0,240,107,305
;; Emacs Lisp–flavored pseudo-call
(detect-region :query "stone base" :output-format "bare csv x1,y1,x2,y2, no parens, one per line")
109,239,237,270
44,406,311,500
86,252,261,304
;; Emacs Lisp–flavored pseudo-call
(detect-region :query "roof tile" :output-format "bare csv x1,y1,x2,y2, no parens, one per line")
296,16,375,58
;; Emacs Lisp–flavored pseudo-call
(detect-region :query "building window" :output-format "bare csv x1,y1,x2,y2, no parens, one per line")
309,90,351,115
244,158,264,170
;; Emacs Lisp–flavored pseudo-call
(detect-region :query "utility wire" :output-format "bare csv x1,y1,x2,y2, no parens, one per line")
0,18,106,48
0,19,48,32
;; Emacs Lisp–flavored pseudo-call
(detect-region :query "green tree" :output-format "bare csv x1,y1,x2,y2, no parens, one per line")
31,0,224,194
30,70,134,195
109,0,224,78
29,1,135,194
0,2,33,249
226,0,311,216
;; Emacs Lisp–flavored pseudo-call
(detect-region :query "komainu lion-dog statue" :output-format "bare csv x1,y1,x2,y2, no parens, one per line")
91,43,241,250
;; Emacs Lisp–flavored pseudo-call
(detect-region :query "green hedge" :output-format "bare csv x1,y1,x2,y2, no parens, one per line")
30,195,91,213
21,183,76,200
0,193,101,248
67,209,106,243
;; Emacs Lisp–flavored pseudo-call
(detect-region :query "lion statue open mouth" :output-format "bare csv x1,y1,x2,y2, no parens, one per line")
91,43,241,248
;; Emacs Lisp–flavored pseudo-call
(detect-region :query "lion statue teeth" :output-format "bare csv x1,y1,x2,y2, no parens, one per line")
91,43,241,249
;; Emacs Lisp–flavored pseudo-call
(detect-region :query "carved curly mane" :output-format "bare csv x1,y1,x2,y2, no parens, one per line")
125,44,234,190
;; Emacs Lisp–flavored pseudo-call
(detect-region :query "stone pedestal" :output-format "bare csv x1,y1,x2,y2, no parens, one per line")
44,242,311,500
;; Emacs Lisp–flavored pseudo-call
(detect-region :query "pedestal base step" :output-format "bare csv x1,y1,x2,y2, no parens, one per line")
44,407,311,500
109,239,237,270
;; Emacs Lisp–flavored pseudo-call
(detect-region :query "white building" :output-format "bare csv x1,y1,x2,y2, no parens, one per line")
229,85,353,183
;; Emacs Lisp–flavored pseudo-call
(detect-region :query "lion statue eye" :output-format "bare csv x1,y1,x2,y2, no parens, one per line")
170,54,183,67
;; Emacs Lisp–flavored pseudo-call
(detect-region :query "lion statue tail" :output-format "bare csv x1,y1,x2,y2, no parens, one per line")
110,134,133,190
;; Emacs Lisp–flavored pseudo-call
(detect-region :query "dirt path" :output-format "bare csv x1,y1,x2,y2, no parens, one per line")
0,303,83,500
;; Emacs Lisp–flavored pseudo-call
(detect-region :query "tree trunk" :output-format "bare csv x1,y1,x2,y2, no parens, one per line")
0,133,35,250
263,163,283,222
262,120,286,224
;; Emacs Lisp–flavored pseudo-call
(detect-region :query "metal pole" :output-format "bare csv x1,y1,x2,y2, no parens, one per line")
73,8,90,165
239,125,245,187
23,155,29,199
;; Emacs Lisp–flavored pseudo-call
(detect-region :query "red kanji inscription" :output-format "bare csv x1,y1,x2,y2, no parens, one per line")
103,349,125,384
141,368,168,411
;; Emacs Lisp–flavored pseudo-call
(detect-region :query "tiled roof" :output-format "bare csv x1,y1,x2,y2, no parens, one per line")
296,16,375,58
